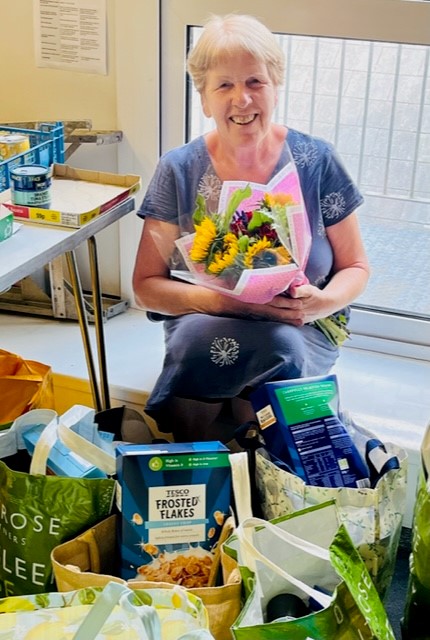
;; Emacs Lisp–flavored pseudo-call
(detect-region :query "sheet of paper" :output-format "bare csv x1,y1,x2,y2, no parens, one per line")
34,0,107,74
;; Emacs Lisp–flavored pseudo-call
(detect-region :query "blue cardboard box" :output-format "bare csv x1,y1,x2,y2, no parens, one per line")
116,441,232,584
251,375,369,489
22,423,113,478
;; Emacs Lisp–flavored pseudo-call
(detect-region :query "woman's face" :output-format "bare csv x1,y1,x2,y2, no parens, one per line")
201,51,278,147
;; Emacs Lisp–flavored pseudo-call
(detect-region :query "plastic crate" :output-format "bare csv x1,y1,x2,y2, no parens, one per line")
0,121,65,192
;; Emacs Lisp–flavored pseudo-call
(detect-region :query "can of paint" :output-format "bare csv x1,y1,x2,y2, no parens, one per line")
0,134,30,161
10,164,52,208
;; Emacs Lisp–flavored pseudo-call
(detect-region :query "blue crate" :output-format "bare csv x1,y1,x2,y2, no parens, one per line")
0,121,65,192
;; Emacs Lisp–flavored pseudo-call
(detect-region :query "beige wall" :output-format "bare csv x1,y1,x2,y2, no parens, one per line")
0,1,159,301
0,0,117,128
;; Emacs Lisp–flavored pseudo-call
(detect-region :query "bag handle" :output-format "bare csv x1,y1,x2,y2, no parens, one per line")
72,581,160,640
236,517,333,608
72,581,215,640
29,405,116,476
229,451,253,524
57,419,116,475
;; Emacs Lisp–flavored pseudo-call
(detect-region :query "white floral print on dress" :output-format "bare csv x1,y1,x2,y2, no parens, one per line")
198,171,222,204
321,191,346,220
210,337,240,366
291,141,319,168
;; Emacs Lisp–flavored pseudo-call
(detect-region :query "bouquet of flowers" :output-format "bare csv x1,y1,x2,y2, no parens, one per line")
174,164,349,346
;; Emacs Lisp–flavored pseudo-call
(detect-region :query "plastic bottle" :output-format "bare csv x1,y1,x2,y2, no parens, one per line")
266,592,310,623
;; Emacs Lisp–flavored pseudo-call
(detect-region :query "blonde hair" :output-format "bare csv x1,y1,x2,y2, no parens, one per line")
187,14,285,93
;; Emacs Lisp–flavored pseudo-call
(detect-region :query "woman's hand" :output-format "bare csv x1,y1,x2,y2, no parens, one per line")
269,284,326,324
230,284,326,326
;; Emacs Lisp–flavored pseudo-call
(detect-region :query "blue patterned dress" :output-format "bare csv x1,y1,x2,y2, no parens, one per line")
137,128,364,424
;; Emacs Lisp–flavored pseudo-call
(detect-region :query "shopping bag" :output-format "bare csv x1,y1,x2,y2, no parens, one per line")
225,501,396,640
0,349,54,428
51,514,242,640
402,421,430,639
0,409,115,597
252,415,407,599
0,580,214,639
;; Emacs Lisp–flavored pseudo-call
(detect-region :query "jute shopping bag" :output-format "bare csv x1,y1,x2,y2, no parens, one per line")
51,514,242,640
0,409,115,597
225,501,396,640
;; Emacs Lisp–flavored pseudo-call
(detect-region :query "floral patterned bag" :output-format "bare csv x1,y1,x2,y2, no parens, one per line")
0,581,214,640
252,416,407,599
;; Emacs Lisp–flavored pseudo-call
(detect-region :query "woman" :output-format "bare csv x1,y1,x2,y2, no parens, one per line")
132,13,370,442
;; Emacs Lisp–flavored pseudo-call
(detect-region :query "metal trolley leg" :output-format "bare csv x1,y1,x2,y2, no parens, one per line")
65,249,104,412
87,235,111,411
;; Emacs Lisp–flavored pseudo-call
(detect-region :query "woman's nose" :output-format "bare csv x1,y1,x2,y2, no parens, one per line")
232,85,252,108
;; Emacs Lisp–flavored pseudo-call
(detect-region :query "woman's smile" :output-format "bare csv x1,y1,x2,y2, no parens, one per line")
230,114,258,125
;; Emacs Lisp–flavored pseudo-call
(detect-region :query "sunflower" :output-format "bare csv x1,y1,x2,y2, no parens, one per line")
263,192,295,208
244,237,273,268
190,217,218,262
207,233,239,274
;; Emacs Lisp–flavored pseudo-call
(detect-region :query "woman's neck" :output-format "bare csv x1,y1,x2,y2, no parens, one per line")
205,125,287,183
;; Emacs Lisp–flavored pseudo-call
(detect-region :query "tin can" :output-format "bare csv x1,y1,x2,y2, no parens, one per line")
10,164,52,209
0,134,30,161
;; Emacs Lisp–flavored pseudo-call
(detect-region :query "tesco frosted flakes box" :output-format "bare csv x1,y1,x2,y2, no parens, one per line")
115,441,231,586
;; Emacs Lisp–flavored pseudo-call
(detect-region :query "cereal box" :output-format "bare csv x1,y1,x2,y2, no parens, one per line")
115,441,232,585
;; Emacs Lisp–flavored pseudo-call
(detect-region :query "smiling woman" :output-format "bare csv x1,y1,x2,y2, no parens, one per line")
131,12,369,443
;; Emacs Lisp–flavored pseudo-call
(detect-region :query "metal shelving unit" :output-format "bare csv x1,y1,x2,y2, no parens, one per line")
0,120,128,323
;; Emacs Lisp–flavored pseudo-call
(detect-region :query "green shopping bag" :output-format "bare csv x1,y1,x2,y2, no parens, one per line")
0,409,115,597
402,422,430,639
225,501,395,640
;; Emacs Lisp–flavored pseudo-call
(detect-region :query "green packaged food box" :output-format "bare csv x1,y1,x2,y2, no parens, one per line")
116,441,232,586
0,206,13,243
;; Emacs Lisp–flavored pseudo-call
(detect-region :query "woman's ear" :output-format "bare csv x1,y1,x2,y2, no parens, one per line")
200,92,212,118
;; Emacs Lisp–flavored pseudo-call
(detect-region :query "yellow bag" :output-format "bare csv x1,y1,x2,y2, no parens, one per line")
0,349,54,427
51,514,242,640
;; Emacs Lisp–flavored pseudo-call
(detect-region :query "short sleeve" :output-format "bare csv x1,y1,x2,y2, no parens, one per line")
319,143,364,226
137,156,179,224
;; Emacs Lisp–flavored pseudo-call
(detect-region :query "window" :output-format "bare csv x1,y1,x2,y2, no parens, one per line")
161,0,430,358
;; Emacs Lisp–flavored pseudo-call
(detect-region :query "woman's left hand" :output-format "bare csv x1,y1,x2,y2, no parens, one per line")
268,284,326,325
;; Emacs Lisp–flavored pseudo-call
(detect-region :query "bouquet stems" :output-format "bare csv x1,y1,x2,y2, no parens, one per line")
312,314,351,347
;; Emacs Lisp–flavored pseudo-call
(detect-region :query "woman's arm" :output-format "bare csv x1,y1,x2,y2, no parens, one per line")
132,218,235,316
282,212,370,323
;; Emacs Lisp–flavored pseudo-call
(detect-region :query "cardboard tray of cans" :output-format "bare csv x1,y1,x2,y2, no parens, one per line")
0,163,141,228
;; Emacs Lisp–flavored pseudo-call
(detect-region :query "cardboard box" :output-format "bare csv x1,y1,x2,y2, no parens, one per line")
116,441,232,584
251,375,370,489
22,423,113,478
0,163,141,228
0,205,13,242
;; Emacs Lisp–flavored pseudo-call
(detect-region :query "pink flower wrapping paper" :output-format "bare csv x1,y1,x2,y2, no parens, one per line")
174,162,312,304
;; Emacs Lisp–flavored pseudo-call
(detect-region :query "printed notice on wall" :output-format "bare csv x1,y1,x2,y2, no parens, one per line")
34,0,107,74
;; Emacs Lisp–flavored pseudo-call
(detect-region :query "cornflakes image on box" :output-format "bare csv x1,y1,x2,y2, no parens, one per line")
115,441,232,585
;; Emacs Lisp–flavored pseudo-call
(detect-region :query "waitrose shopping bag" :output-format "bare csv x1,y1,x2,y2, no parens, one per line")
225,501,396,640
0,581,214,640
0,409,115,597
402,421,430,639
252,414,407,599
